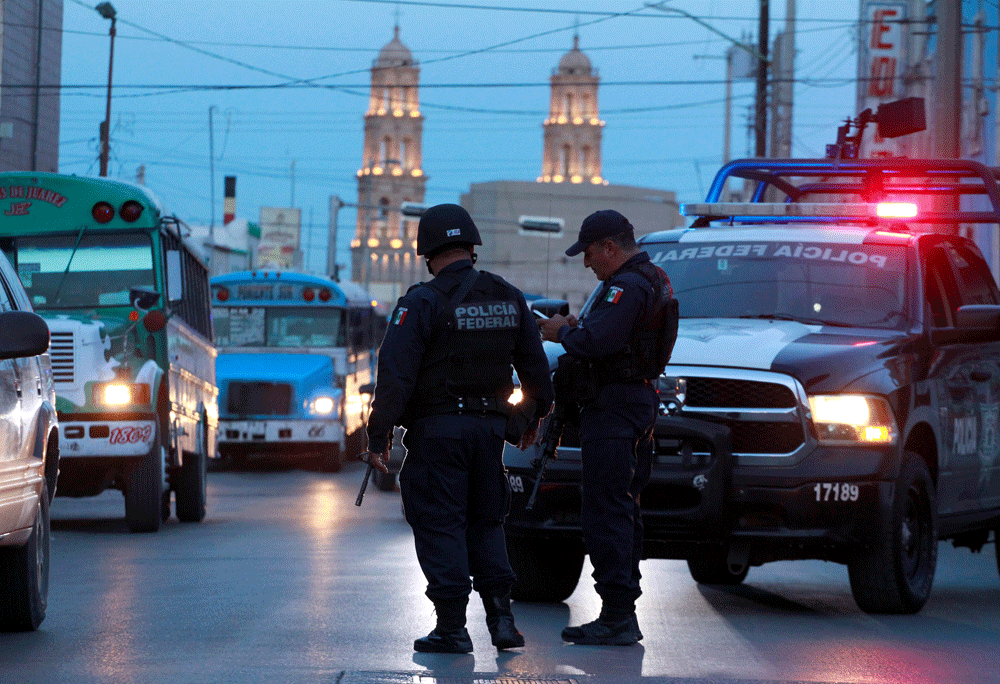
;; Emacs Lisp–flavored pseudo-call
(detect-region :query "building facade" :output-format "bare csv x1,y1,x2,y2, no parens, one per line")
350,26,427,307
0,0,62,173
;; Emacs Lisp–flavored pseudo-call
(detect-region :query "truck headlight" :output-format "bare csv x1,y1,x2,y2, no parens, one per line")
96,382,151,406
310,396,337,415
808,394,896,445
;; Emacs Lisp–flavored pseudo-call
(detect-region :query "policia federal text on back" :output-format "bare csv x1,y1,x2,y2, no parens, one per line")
364,204,553,654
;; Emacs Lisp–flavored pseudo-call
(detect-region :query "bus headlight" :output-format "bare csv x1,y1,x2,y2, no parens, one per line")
310,396,337,415
96,382,151,406
807,394,896,445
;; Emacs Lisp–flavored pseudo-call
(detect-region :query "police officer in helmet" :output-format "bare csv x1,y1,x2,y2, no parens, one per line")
538,208,676,646
366,203,554,653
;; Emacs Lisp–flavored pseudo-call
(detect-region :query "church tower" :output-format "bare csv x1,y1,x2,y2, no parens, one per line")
352,25,426,303
539,35,605,185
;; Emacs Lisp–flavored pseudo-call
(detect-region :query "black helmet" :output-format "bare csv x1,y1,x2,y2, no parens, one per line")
416,203,482,256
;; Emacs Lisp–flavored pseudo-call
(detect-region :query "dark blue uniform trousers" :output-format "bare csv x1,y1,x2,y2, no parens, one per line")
399,413,516,602
578,382,657,607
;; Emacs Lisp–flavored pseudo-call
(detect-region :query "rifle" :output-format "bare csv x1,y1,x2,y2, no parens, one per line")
525,400,568,511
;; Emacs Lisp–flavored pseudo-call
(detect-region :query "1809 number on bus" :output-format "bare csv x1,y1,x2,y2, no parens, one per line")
110,425,153,445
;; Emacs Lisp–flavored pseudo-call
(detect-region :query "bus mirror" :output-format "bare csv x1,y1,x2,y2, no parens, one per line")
166,250,184,302
130,287,161,311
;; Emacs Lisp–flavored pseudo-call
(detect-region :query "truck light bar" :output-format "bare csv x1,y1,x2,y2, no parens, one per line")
680,202,917,219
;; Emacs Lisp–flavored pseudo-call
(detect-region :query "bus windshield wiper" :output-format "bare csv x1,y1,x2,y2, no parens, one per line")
51,224,87,305
738,312,852,327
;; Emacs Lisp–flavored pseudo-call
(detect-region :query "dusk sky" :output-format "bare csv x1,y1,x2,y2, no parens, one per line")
58,0,858,278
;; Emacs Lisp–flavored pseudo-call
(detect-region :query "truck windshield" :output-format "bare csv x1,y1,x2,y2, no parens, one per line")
648,241,910,330
213,306,346,348
8,232,155,309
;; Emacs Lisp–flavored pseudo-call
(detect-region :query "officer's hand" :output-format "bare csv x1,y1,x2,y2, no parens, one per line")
566,314,578,327
538,313,569,342
518,420,540,450
367,449,391,474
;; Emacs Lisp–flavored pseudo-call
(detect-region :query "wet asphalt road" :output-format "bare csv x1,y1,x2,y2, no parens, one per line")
1,458,999,684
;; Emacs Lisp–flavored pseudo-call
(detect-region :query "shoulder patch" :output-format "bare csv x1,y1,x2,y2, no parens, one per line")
391,307,408,325
604,286,624,304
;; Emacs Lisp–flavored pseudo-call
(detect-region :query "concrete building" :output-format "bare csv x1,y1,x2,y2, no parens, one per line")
350,25,427,307
0,0,62,172
461,36,682,311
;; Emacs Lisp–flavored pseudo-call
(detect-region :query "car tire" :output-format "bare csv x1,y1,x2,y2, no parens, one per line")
0,492,49,631
848,452,937,614
687,547,751,586
125,439,166,533
507,535,584,603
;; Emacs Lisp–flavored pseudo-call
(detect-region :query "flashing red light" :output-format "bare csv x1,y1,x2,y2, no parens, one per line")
318,288,331,302
119,200,144,222
876,202,918,219
216,287,230,302
303,287,315,302
92,201,115,223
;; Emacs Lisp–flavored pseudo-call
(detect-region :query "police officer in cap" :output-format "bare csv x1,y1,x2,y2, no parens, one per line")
366,203,554,654
537,209,675,646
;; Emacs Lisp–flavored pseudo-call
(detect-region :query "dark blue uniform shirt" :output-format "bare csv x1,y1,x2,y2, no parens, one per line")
367,260,553,454
558,251,659,360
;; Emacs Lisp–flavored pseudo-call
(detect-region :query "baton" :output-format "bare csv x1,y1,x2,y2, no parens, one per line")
355,451,375,506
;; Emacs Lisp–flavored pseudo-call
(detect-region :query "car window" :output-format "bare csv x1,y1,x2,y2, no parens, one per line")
945,242,999,306
925,245,960,327
0,268,13,313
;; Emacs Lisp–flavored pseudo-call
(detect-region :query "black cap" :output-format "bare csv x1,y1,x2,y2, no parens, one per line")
565,209,634,256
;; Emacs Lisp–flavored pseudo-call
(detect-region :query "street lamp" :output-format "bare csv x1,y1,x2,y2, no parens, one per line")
95,2,116,177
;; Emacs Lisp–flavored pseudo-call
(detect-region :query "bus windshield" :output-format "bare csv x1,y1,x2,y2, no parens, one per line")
213,305,346,348
8,232,155,309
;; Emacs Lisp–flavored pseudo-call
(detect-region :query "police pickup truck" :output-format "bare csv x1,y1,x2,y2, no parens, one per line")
503,157,1000,614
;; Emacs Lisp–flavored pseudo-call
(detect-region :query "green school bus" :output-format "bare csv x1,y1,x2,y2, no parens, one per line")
0,172,217,532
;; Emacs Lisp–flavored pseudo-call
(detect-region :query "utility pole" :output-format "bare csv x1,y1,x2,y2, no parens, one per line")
755,0,769,157
769,0,794,159
208,106,217,271
934,0,961,160
328,195,345,280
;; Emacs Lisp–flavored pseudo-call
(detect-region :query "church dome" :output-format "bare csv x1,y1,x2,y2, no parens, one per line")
558,35,591,75
375,26,414,68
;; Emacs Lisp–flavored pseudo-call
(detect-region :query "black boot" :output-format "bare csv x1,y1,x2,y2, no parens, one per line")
481,591,525,650
561,596,640,646
414,597,473,653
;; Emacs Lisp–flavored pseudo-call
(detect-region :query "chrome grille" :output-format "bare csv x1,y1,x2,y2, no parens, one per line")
48,331,75,384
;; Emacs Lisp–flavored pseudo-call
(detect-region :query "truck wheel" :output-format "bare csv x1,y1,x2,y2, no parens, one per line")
319,444,343,472
125,439,166,533
0,492,49,631
848,453,937,614
176,416,208,522
507,535,584,602
687,546,750,585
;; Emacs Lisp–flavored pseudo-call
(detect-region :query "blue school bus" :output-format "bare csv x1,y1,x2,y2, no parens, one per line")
211,271,382,470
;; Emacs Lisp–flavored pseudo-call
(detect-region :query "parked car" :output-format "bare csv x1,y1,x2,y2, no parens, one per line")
504,157,1000,614
0,251,59,631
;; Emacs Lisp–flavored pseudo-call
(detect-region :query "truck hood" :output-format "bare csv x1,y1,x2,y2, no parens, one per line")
216,353,333,387
671,318,898,393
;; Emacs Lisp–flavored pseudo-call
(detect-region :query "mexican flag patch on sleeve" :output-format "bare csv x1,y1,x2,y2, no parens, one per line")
604,286,624,304
392,307,408,325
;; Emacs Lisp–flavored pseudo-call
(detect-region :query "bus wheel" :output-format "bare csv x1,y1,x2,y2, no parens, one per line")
175,421,208,523
125,439,166,533
319,445,343,473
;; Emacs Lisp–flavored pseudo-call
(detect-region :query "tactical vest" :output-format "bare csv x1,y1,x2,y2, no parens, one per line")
593,259,678,383
407,270,521,419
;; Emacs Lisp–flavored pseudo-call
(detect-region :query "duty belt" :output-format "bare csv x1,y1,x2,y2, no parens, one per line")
416,395,510,418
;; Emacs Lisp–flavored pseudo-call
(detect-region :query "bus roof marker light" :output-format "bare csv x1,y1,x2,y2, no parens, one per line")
216,287,229,302
876,202,918,219
318,288,331,302
92,201,115,223
302,287,315,302
119,200,143,222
